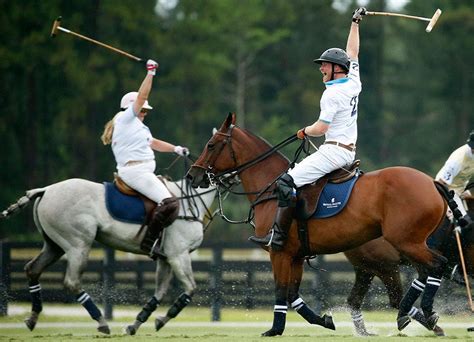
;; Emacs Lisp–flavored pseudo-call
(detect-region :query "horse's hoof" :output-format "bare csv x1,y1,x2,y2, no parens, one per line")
97,325,111,335
433,325,445,336
425,313,439,331
155,317,166,331
397,315,411,331
468,326,474,332
24,317,36,331
261,328,283,336
322,315,336,330
125,325,136,336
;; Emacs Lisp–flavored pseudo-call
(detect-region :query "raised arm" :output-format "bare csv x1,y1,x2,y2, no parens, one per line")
347,7,365,61
132,60,158,115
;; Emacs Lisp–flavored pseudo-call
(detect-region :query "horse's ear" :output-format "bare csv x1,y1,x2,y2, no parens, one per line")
212,127,218,135
220,112,236,132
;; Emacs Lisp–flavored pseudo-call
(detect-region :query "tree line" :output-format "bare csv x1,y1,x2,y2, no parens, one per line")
1,0,473,240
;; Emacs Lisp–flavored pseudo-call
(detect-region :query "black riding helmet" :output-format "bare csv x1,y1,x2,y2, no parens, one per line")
314,48,350,73
467,130,474,148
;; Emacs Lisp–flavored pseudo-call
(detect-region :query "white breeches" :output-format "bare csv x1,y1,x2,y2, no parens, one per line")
288,144,355,188
118,160,172,203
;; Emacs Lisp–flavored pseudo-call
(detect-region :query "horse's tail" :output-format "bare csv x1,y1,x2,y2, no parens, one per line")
1,188,47,219
434,180,463,221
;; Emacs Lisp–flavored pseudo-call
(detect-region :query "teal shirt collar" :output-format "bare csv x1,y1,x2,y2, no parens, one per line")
325,77,349,86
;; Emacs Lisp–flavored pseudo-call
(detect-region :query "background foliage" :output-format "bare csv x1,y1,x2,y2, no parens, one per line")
1,0,473,241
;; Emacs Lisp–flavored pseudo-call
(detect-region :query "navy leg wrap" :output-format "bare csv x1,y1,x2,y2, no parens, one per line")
77,291,102,321
271,299,287,332
399,279,425,315
29,281,42,313
291,298,324,325
167,293,192,318
137,296,160,323
420,276,442,316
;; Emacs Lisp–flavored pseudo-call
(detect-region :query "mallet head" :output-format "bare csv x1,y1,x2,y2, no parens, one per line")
50,16,62,37
426,9,442,33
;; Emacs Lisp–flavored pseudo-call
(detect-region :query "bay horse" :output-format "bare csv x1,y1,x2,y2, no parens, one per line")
186,113,451,336
1,176,217,335
345,184,474,336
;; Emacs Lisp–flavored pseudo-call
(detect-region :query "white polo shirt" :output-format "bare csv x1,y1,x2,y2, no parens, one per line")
111,106,154,169
319,60,362,145
436,144,474,194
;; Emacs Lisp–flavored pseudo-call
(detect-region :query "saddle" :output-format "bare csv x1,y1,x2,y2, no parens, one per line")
296,160,360,220
112,173,174,259
294,160,360,258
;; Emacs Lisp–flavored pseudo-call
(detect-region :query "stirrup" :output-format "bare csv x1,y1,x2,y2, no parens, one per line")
249,230,274,247
149,239,160,259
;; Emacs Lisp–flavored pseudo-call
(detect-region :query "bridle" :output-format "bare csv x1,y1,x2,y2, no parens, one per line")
192,125,303,225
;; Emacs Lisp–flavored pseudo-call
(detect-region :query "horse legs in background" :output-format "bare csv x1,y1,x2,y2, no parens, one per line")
23,239,64,331
126,253,196,335
287,258,335,331
64,247,110,334
347,268,376,336
397,255,447,332
379,271,445,336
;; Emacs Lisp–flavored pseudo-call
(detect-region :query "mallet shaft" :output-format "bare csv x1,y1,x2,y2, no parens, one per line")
366,11,431,22
455,230,474,312
50,17,144,63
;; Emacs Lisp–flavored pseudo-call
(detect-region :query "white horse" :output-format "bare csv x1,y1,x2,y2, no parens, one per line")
1,177,217,335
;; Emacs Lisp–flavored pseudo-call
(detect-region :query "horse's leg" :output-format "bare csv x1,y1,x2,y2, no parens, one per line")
64,247,110,334
261,252,292,337
126,258,173,335
287,258,335,330
379,271,445,336
383,212,447,331
347,268,375,336
23,239,64,331
395,250,446,331
155,253,195,331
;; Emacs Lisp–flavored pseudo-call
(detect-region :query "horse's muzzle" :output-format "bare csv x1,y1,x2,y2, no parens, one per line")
186,167,209,188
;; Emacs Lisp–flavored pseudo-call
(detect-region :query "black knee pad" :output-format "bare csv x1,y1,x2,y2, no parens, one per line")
154,197,180,228
275,173,296,207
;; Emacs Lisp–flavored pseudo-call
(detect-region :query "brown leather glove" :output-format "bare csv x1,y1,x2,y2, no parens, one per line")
297,128,307,140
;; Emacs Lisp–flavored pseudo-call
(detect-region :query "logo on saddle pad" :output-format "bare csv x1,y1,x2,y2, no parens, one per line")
312,172,359,219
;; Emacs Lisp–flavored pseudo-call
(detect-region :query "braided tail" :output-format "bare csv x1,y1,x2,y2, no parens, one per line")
434,181,463,220
1,188,46,219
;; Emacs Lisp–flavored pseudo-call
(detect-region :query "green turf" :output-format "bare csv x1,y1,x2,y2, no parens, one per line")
1,305,473,341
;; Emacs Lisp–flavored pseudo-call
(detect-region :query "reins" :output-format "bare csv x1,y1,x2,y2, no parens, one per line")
213,133,299,179
159,156,220,232
209,132,306,225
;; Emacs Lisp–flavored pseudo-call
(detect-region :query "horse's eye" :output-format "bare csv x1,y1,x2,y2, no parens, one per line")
207,142,215,150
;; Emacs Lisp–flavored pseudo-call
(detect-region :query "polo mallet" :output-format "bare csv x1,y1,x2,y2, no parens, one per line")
366,8,442,33
454,228,474,312
50,16,145,63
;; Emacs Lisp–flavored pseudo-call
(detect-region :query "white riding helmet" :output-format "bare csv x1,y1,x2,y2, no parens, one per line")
120,92,153,110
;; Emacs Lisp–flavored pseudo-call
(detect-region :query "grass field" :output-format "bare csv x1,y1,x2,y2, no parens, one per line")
1,304,473,341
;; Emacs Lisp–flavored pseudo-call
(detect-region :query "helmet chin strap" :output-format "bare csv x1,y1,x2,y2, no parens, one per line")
331,63,348,81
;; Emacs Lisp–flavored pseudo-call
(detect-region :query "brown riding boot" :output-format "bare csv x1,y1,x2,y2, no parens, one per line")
142,197,179,259
249,205,295,251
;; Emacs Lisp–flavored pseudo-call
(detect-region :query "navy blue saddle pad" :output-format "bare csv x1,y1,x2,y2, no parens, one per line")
311,171,360,219
104,182,146,224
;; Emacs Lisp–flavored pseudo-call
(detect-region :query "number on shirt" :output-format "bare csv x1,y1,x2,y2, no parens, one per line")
350,96,359,117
